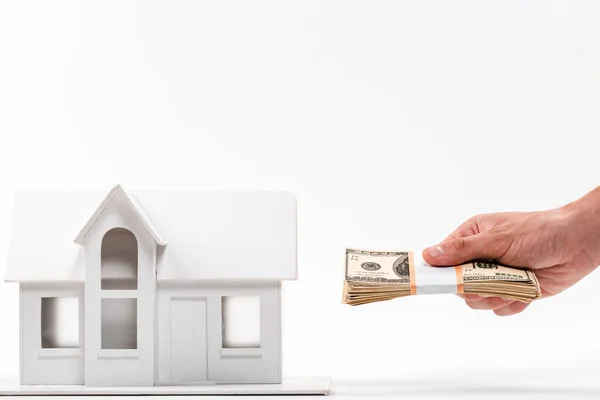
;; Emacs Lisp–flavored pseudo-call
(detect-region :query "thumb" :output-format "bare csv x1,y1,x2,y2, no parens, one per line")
422,233,505,266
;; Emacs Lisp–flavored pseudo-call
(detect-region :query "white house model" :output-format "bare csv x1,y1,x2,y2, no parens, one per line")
4,185,297,387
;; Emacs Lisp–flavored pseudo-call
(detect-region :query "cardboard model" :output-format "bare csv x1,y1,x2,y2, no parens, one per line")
2,185,330,395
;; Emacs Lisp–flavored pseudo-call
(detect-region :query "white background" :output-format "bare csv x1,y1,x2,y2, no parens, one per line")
1,0,600,395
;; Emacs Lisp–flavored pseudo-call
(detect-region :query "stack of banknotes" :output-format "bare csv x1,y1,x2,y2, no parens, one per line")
343,248,542,306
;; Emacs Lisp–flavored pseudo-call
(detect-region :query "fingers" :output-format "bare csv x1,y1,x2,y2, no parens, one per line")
461,295,516,311
457,293,487,302
493,301,530,316
456,294,531,316
422,231,511,266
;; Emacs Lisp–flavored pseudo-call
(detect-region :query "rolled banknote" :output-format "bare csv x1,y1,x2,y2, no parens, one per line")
343,248,541,306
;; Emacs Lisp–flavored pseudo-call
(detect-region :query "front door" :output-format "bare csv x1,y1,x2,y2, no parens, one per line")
170,298,208,383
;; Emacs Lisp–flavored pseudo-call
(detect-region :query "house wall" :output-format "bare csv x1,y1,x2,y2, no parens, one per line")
20,282,85,385
157,281,282,384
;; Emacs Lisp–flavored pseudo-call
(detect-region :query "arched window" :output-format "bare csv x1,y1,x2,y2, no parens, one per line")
101,228,138,290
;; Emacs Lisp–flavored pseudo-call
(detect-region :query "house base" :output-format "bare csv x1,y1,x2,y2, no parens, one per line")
0,377,331,396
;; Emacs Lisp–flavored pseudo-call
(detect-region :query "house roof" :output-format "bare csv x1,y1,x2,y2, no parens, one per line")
5,187,297,282
73,184,167,246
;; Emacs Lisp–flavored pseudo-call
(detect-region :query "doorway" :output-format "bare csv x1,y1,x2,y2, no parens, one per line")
169,298,208,383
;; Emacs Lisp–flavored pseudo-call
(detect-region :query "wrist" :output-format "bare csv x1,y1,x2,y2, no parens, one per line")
561,187,600,267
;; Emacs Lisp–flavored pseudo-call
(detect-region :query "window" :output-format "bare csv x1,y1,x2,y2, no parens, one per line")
101,299,137,349
221,297,260,348
100,228,138,353
101,228,138,290
41,297,79,349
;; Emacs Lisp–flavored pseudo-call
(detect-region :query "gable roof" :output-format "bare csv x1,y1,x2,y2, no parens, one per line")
5,188,297,282
73,184,166,246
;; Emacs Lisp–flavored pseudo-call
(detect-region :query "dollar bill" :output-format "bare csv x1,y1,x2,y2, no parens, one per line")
345,249,411,284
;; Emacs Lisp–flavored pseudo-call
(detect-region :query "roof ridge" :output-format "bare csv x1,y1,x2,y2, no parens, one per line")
73,184,167,246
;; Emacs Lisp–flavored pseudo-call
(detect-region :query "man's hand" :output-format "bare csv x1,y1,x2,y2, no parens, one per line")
422,187,600,316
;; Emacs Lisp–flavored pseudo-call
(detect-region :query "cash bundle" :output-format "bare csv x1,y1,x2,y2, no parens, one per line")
343,248,541,306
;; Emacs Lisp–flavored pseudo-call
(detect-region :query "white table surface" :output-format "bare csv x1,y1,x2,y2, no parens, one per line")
326,380,600,399
2,379,600,399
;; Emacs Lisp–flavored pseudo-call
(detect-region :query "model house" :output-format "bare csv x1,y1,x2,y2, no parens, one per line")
4,185,297,387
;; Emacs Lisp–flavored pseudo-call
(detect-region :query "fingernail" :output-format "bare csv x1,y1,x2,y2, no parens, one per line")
425,245,443,257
